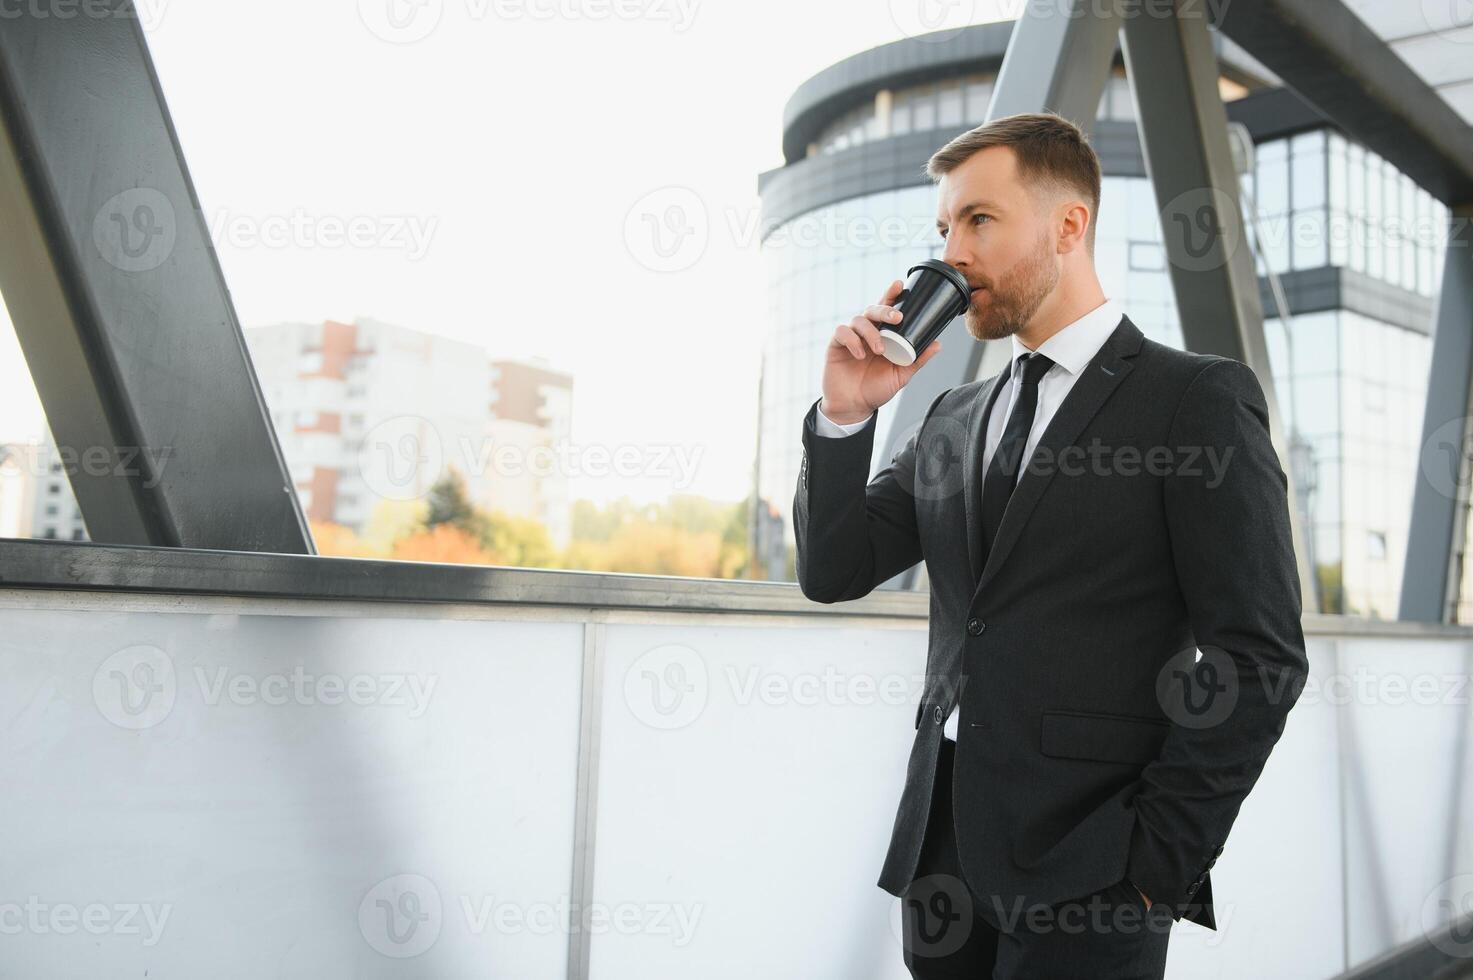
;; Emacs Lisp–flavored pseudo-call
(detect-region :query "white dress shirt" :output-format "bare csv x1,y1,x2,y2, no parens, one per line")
812,298,1123,740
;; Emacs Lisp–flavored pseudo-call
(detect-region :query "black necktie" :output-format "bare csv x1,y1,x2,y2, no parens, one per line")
980,351,1055,564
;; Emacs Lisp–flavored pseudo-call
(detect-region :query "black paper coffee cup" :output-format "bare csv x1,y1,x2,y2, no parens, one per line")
878,258,972,366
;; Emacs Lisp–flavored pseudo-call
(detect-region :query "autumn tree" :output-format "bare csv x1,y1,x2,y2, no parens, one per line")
424,468,492,543
391,523,493,565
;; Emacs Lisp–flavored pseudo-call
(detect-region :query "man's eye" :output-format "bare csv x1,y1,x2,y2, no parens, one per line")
973,213,992,225
938,228,948,240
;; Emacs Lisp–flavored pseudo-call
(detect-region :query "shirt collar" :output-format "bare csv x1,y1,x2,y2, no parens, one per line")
1008,298,1123,377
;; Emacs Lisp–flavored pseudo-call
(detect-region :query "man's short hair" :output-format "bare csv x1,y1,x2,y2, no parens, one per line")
925,112,1103,252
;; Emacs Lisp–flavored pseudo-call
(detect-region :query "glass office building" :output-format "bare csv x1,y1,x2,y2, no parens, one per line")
756,23,1448,617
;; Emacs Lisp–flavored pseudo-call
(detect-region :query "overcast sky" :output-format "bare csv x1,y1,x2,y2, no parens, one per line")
0,0,1014,504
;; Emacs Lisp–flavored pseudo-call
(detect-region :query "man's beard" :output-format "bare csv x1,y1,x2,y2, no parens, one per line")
964,234,1059,342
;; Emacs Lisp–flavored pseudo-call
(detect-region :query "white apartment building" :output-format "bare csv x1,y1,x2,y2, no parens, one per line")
0,432,89,542
244,318,574,549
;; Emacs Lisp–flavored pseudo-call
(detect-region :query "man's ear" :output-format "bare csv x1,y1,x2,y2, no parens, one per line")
1057,200,1091,253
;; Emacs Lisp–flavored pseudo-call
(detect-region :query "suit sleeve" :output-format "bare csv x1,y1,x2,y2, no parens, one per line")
814,402,875,437
1125,358,1309,918
793,392,946,603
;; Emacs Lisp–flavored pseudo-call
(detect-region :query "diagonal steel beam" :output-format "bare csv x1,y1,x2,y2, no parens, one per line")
1401,209,1473,622
0,0,311,552
1121,0,1319,610
986,0,1124,137
1213,0,1473,208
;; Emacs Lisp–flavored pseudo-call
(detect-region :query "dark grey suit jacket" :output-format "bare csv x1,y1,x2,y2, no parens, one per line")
792,313,1308,930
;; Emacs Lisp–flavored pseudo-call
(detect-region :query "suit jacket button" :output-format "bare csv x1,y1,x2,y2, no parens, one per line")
933,705,943,725
966,618,983,636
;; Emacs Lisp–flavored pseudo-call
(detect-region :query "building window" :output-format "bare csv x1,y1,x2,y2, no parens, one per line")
1096,74,1134,121
1128,241,1166,271
964,77,992,122
890,97,911,136
911,84,936,131
938,79,963,127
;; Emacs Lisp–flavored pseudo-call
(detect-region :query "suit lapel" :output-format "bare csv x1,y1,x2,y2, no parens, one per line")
964,315,1146,600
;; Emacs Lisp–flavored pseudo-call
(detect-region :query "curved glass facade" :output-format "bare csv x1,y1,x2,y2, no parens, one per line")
1249,129,1447,616
810,71,1143,157
1248,130,1447,292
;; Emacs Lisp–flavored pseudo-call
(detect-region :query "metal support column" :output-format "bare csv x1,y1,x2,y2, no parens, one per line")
0,0,312,552
1120,0,1319,611
567,621,607,980
1401,208,1473,622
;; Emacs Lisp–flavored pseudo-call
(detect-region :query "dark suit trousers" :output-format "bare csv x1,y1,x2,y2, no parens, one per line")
900,739,1174,979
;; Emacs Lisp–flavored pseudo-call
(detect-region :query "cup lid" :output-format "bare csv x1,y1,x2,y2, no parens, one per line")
906,258,972,303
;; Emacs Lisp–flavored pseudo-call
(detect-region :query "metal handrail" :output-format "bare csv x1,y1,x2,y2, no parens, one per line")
1,537,1469,641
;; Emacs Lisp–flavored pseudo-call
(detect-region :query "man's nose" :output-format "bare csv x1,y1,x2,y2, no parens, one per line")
941,236,970,273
